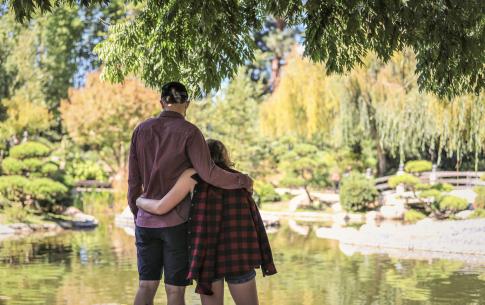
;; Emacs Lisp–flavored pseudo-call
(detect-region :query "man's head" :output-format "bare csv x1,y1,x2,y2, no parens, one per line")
160,81,190,115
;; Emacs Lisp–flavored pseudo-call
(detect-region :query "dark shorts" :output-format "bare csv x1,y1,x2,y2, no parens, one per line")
213,270,257,284
135,223,191,286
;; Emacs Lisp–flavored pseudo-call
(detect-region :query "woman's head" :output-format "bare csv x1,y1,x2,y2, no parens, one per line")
207,139,233,169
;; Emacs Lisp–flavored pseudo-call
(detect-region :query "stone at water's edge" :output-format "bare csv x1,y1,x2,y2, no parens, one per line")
379,203,405,220
115,206,135,229
455,210,474,220
0,222,63,241
0,225,15,235
61,207,99,229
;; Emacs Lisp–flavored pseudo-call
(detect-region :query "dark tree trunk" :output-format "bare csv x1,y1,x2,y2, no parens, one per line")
303,185,313,203
269,17,286,91
376,142,387,176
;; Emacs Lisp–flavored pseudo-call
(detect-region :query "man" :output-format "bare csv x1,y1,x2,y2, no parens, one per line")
127,81,253,305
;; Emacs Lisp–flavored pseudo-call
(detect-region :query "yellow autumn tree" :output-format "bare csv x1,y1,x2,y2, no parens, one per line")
60,72,159,177
260,49,341,140
0,96,52,142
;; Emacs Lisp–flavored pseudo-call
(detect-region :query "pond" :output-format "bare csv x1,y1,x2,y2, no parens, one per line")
0,213,484,305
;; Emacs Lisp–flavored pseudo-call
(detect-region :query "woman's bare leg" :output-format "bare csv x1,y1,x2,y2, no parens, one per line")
200,280,224,305
227,278,259,305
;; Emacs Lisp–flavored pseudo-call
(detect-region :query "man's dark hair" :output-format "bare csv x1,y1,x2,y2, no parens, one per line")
161,82,189,104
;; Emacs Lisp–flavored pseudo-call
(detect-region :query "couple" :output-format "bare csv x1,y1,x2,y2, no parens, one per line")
128,82,277,305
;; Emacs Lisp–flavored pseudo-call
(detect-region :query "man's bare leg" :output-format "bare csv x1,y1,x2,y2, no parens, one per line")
228,278,259,305
134,280,160,305
200,280,224,305
165,284,186,305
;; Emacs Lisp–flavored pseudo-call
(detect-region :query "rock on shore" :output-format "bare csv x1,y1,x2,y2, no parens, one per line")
316,218,485,257
0,222,62,241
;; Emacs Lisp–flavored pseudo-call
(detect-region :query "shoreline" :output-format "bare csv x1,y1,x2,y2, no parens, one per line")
259,209,485,262
316,218,485,262
0,207,99,242
0,222,63,242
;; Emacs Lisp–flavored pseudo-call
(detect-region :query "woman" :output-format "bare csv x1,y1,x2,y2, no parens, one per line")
136,139,276,305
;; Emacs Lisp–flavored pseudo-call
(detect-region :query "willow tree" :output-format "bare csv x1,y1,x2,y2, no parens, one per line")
260,49,341,140
429,94,485,169
342,50,485,173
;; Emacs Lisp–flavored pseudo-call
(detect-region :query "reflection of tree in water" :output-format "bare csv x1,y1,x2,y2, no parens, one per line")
267,222,484,305
0,235,70,304
0,234,73,265
386,259,460,301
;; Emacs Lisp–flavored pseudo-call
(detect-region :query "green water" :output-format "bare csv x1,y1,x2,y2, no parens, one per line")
0,215,484,305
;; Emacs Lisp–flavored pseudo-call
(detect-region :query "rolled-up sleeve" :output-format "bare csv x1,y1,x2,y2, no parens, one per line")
186,128,251,190
127,126,142,217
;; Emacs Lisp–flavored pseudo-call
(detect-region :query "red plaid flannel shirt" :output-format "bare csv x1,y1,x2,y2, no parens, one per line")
187,174,277,295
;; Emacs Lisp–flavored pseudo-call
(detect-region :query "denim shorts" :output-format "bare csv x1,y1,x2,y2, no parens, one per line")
213,270,256,284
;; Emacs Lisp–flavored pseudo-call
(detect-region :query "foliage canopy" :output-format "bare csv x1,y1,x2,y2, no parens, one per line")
7,0,483,97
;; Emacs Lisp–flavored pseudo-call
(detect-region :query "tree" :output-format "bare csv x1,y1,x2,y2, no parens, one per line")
8,0,479,97
341,50,485,173
187,69,267,176
0,96,52,144
260,49,340,140
249,17,301,92
0,3,128,143
277,139,331,202
0,141,69,212
60,71,159,178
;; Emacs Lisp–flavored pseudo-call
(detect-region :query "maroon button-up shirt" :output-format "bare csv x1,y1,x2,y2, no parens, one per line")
128,111,252,228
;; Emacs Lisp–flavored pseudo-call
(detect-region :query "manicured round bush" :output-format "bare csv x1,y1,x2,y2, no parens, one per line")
439,195,468,213
418,189,442,200
404,160,432,173
66,160,108,182
23,158,44,172
26,178,69,207
339,172,378,212
473,186,485,209
388,173,421,189
2,202,32,223
416,183,432,191
0,175,29,202
433,183,454,192
404,209,426,223
254,181,281,203
9,141,51,159
41,162,59,176
1,157,25,175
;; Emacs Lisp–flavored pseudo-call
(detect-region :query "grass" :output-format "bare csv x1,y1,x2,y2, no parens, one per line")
470,208,485,219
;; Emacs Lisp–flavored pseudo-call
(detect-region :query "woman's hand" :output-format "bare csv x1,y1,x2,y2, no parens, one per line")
134,168,197,215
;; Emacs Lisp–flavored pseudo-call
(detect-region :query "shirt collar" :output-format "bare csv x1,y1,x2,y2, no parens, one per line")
159,111,185,119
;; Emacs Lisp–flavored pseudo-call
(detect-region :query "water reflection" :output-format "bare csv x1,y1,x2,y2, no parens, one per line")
0,217,484,305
